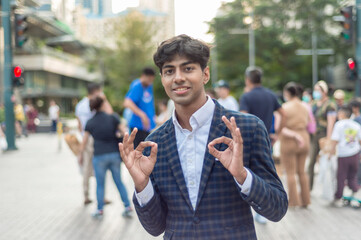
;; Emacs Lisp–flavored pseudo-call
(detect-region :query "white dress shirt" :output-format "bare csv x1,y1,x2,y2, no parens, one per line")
136,97,253,209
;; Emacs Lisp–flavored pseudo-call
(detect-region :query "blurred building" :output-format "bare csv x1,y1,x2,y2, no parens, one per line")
0,0,101,115
73,0,175,48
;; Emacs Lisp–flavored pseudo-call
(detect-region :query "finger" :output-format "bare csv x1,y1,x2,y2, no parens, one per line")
230,117,238,133
149,143,158,164
234,127,243,145
127,128,138,144
135,141,156,153
208,136,233,147
222,116,237,138
208,143,222,159
118,143,128,163
222,116,232,129
122,132,129,144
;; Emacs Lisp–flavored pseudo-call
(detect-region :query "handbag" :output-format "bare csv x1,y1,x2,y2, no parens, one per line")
0,136,7,151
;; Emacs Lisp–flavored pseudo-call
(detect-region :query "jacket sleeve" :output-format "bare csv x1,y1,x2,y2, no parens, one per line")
238,119,288,222
133,142,168,236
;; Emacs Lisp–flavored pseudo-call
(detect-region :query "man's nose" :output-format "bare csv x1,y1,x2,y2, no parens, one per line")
174,69,184,83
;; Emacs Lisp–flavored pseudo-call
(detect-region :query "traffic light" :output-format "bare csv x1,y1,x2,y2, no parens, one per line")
12,65,25,87
346,58,357,81
14,14,28,48
339,6,353,44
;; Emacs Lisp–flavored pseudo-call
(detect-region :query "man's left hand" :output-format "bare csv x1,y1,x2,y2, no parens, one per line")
208,116,247,184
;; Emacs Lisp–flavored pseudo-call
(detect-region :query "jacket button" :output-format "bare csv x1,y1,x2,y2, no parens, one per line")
193,217,200,224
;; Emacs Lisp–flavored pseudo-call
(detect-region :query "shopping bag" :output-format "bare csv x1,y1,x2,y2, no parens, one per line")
0,136,7,151
64,133,81,156
318,153,337,202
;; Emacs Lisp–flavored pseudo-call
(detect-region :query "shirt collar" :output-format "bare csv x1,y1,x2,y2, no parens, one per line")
172,96,215,131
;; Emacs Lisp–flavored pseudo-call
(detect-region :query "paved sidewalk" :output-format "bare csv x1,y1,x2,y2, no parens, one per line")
1,133,361,240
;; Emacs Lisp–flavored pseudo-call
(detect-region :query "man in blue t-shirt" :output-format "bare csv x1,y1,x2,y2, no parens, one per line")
124,68,156,148
239,66,285,134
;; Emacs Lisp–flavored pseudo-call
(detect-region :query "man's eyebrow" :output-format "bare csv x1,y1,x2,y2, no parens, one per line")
162,61,195,70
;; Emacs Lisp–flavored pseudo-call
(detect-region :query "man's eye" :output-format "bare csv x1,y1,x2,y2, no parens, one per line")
185,67,193,71
164,69,173,75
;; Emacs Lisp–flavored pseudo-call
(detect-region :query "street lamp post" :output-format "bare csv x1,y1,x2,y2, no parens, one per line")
249,10,255,67
1,0,17,150
229,10,256,67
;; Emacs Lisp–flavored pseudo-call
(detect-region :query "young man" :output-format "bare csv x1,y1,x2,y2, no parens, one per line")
119,35,287,240
124,68,156,148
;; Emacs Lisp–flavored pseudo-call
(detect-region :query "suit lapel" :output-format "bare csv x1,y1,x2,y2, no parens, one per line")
195,102,227,210
163,119,194,211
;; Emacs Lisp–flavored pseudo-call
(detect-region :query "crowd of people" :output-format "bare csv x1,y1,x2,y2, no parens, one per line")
72,56,361,225
2,34,361,239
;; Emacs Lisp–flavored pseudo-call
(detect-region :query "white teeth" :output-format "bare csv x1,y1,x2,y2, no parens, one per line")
175,88,187,91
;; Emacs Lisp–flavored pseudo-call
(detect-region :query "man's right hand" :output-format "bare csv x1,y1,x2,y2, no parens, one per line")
119,128,158,192
140,113,150,131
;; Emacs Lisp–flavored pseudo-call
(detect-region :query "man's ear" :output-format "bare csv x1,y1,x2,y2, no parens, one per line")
203,66,210,85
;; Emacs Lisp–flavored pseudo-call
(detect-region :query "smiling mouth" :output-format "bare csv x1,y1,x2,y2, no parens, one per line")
173,87,190,94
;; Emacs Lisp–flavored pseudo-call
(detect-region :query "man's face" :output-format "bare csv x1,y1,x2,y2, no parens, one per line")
161,55,209,108
335,98,344,106
215,87,229,99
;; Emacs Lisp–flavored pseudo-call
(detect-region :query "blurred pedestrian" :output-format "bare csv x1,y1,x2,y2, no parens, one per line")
14,102,27,138
330,106,361,207
119,34,287,239
333,89,345,110
156,99,169,126
0,104,5,132
124,68,156,148
280,82,311,208
214,80,239,111
26,104,38,133
349,98,361,124
79,96,132,218
308,80,337,190
239,66,285,134
48,100,59,133
75,83,112,205
239,66,286,224
302,88,313,106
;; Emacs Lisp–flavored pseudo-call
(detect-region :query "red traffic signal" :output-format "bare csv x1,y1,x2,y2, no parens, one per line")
348,58,356,70
13,66,22,78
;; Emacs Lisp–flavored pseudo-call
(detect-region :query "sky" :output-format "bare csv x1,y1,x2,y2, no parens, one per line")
112,0,233,42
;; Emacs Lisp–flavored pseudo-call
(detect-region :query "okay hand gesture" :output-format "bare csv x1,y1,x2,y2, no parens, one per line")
208,116,247,184
119,128,158,192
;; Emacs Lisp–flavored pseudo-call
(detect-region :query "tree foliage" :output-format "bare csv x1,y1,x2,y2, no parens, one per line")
209,0,348,95
98,10,165,112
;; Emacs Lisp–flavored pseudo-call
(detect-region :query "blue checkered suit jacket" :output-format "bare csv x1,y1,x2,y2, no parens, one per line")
134,100,288,240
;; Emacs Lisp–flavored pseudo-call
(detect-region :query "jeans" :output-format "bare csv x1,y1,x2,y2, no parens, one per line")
51,120,57,132
93,152,130,210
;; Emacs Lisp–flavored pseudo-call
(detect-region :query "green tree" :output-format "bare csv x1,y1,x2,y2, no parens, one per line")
209,0,346,95
99,10,165,112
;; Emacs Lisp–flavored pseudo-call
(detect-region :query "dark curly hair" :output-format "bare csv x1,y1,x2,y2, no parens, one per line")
153,34,210,73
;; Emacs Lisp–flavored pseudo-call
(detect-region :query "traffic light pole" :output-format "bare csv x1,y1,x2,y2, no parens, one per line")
1,0,17,150
356,1,361,97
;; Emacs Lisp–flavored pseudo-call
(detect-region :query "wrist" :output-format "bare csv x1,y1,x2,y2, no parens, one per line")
135,178,150,193
235,168,248,185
